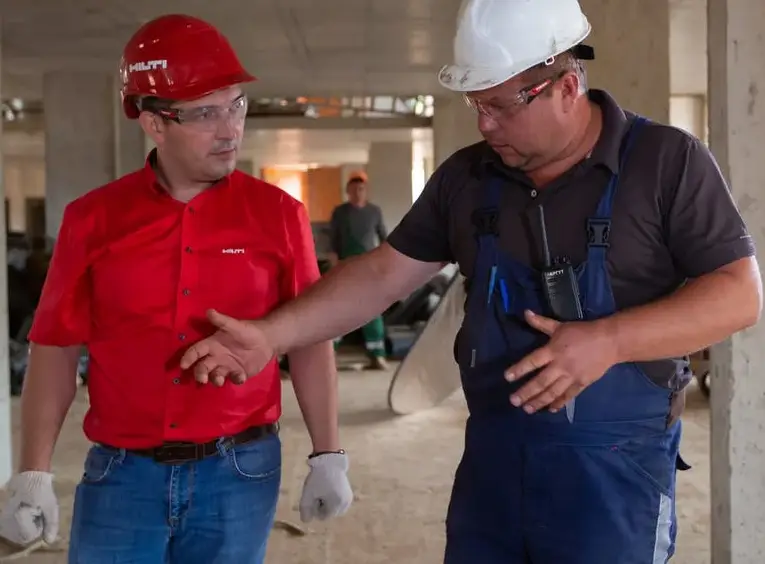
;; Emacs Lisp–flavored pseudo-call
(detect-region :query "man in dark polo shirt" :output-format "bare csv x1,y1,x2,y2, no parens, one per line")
329,172,389,369
180,1,762,562
0,15,352,564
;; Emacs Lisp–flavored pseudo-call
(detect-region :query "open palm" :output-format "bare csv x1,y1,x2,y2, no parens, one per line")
180,309,276,385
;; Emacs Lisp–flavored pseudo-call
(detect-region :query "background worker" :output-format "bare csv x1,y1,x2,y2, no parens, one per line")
0,15,352,564
328,173,390,369
178,0,761,562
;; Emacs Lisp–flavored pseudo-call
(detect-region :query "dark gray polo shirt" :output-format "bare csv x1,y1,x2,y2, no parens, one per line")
330,202,387,258
387,89,755,396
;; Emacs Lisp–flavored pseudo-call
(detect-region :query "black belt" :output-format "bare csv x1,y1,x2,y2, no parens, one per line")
102,423,278,464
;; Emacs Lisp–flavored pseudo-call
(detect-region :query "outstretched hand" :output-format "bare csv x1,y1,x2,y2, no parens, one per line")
180,309,276,386
504,310,618,413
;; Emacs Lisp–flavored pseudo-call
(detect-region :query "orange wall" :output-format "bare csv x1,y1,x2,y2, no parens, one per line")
261,167,308,208
261,165,344,222
307,167,343,222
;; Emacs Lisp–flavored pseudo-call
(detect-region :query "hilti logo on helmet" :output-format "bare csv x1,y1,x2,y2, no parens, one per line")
128,60,168,73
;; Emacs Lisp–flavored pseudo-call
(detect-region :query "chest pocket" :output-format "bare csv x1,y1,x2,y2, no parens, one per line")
197,244,283,319
91,238,179,331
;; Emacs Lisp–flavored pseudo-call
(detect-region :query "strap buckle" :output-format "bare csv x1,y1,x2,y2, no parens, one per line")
472,207,499,237
587,218,611,248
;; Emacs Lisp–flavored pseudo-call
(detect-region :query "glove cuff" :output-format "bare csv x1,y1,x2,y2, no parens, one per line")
10,471,54,494
306,452,349,472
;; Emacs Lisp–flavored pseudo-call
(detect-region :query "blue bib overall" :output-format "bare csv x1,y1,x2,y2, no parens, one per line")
445,118,684,564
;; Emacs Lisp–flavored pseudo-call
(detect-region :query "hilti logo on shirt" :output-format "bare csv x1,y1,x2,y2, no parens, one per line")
221,248,246,254
128,59,167,73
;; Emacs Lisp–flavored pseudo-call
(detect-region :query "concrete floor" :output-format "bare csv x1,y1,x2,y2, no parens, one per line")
1,366,711,563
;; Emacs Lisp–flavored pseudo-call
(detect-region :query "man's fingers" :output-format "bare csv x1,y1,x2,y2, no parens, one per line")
193,356,220,384
180,341,210,370
210,367,228,387
524,309,561,336
229,371,248,385
509,365,560,407
549,384,585,412
207,308,245,334
521,373,574,413
505,345,554,382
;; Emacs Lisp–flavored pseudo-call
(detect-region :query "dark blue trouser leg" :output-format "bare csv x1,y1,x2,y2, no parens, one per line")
523,424,681,564
444,427,529,564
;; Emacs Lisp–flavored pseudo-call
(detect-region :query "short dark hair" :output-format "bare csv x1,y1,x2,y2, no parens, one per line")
526,49,588,93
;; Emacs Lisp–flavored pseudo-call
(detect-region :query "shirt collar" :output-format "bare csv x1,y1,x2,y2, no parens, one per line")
480,89,629,175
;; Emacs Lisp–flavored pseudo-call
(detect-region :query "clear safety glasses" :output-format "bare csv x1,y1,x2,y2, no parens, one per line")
463,71,565,121
154,95,249,131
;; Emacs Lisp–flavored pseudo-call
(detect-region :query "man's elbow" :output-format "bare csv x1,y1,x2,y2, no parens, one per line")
725,257,763,329
740,282,762,330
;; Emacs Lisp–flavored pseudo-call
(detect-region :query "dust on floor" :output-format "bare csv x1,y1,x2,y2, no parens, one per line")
1,369,710,563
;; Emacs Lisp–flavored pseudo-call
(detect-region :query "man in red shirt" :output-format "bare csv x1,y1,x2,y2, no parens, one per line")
0,15,352,564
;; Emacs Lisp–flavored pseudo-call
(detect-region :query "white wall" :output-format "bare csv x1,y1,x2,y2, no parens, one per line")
670,3,707,95
3,156,45,232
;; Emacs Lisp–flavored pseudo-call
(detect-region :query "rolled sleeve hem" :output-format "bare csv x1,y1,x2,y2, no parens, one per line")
683,236,756,278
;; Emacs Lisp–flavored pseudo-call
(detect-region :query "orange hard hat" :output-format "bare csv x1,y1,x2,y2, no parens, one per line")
347,170,368,183
119,14,256,119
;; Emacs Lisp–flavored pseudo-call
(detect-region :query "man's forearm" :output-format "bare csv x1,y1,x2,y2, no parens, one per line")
287,342,340,453
263,244,437,354
19,344,80,472
603,259,762,363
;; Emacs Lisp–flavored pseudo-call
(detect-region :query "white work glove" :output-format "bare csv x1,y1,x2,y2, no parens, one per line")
298,452,353,522
0,471,59,546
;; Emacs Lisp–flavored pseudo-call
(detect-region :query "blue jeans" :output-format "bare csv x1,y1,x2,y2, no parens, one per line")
68,433,281,563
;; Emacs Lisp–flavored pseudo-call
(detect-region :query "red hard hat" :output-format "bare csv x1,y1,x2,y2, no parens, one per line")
119,14,256,119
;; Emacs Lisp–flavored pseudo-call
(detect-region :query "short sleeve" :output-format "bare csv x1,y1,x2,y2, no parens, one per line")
665,136,756,278
28,203,92,346
280,200,321,301
386,163,453,263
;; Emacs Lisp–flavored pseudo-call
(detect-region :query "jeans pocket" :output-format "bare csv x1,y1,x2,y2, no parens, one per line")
81,446,123,484
227,434,282,482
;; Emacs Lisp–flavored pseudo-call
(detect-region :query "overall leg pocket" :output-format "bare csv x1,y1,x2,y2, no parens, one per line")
524,441,677,564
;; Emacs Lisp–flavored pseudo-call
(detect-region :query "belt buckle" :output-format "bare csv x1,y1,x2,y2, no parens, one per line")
152,442,197,464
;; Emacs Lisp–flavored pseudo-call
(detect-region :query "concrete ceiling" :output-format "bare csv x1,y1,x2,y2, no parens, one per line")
0,0,463,100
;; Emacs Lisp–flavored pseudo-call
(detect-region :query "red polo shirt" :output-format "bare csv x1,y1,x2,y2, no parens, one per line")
29,153,320,448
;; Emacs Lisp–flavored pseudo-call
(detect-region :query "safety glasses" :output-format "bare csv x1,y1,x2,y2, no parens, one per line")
463,71,566,121
154,95,248,131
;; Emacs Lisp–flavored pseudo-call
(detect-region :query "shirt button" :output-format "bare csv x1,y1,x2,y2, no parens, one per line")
178,333,186,341
173,378,181,385
187,206,195,214
531,189,538,198
182,288,191,296
185,246,193,253
169,423,177,429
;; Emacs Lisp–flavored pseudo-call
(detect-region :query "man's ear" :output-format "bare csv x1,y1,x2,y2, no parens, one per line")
138,112,164,145
559,73,582,113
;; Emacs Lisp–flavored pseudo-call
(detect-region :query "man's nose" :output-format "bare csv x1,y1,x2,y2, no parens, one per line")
216,114,241,139
477,113,499,134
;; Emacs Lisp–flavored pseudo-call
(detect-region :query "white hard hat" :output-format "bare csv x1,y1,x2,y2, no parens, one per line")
439,0,593,92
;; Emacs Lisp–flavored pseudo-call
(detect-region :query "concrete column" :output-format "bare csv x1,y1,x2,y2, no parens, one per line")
579,0,670,122
707,0,765,561
0,19,12,487
114,83,146,177
365,142,412,230
432,95,482,168
44,72,116,238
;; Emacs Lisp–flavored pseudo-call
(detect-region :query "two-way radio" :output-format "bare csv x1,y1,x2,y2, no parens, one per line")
538,205,584,322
